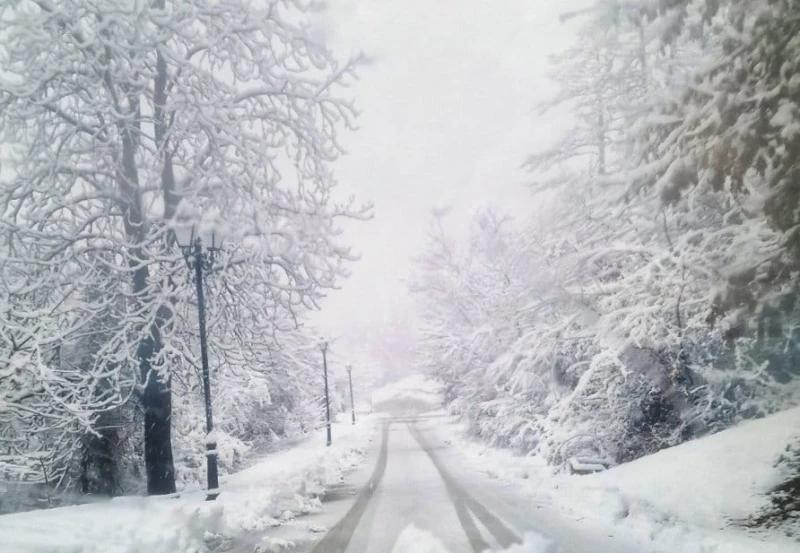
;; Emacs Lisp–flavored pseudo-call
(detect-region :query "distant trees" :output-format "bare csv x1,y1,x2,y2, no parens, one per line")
0,0,367,496
413,0,800,468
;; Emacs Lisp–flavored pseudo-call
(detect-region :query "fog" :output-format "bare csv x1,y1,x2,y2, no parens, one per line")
309,0,588,380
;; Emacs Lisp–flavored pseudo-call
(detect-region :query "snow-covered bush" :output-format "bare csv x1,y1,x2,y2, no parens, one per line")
412,204,800,469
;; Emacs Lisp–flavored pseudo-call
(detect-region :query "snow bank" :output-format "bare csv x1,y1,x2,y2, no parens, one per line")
435,406,800,553
557,406,800,552
389,525,451,553
502,533,558,553
0,418,376,553
388,524,555,553
580,406,800,529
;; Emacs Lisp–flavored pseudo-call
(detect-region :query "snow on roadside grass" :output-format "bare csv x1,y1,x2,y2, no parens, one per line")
0,417,376,553
433,406,800,553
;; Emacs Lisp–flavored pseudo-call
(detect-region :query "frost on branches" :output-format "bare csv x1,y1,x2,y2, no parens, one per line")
412,0,800,470
0,0,368,499
632,0,800,329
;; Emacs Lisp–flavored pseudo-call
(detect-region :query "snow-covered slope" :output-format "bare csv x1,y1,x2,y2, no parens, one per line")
435,404,800,553
582,406,800,529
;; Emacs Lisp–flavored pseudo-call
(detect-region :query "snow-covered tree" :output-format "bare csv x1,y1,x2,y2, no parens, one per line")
631,1,800,325
413,1,800,468
0,0,368,494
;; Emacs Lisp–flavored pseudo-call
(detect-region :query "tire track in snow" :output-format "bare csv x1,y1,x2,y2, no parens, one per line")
409,422,522,550
309,421,390,553
449,488,491,552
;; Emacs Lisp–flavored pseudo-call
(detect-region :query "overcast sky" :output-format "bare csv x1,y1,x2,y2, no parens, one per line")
309,1,588,367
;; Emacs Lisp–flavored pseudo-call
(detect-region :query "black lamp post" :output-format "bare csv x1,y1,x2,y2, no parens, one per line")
346,364,356,425
175,224,221,501
320,340,332,447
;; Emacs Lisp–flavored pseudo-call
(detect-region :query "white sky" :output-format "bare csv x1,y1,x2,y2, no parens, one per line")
309,1,588,365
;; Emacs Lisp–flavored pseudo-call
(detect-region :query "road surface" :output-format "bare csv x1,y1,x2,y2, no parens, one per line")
287,413,657,553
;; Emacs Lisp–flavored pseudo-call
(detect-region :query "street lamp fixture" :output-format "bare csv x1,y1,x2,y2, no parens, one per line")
174,222,221,501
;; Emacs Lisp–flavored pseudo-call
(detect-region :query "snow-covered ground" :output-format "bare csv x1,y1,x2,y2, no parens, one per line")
433,405,800,553
16,372,794,553
0,417,376,553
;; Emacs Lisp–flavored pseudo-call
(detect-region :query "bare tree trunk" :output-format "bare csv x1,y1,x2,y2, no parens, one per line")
142,0,178,496
80,421,117,496
137,310,176,495
119,99,176,494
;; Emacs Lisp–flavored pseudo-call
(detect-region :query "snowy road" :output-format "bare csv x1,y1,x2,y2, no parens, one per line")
304,414,655,553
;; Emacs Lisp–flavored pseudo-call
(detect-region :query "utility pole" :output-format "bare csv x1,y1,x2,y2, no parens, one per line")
346,365,356,425
320,341,332,446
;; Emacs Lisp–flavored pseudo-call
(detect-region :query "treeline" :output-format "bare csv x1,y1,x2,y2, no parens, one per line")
412,0,800,467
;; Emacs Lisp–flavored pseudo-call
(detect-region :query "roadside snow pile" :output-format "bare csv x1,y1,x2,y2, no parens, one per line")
553,406,800,552
389,525,450,553
574,406,800,530
0,418,376,553
437,406,800,553
499,533,557,553
388,524,555,553
372,374,443,413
